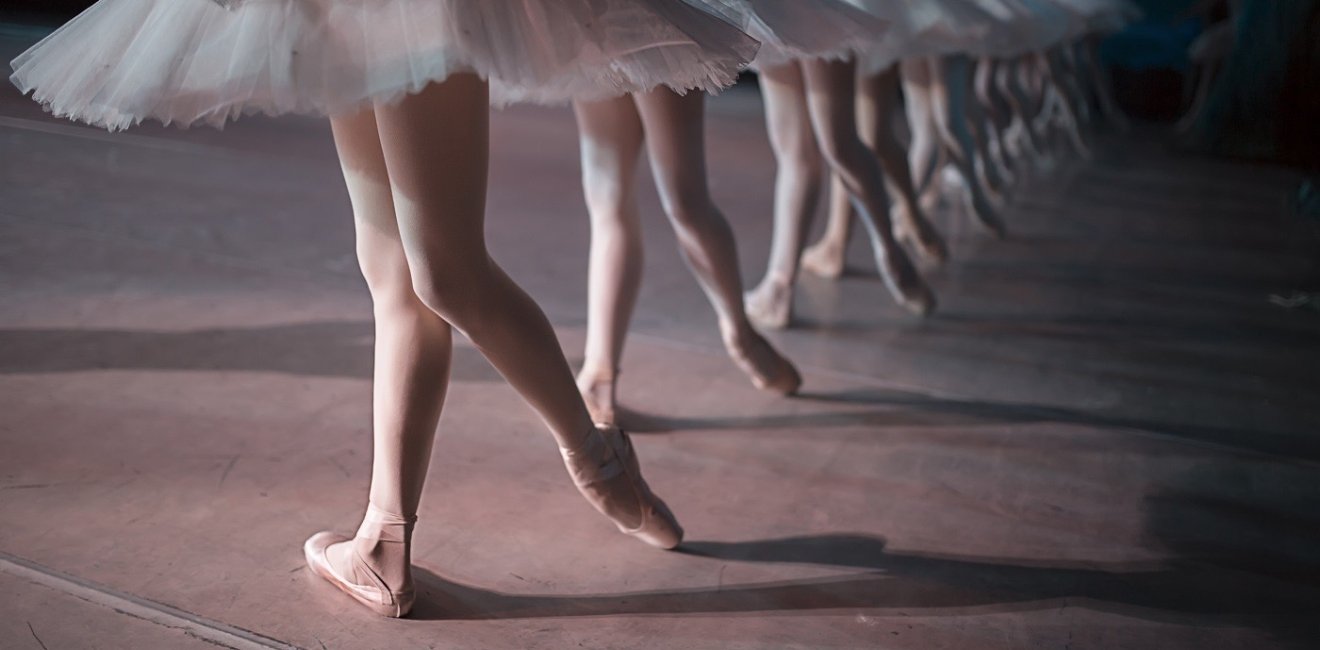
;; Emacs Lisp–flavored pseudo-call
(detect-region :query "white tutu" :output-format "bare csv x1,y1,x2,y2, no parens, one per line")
9,0,759,131
850,0,1000,74
695,0,888,70
956,0,1074,57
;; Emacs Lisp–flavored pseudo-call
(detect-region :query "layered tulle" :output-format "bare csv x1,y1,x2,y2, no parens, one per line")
9,0,760,131
849,0,1000,73
852,0,1133,73
981,0,1075,54
695,0,889,69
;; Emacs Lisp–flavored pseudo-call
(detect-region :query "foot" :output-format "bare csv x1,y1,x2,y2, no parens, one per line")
892,205,948,267
304,505,416,618
800,240,847,279
725,328,801,395
744,279,793,330
965,188,1007,239
560,426,683,550
875,243,936,317
978,164,1008,207
576,369,618,426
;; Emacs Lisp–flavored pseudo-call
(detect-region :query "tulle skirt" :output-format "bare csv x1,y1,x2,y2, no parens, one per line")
9,0,760,131
983,0,1076,55
694,0,888,70
850,0,1000,74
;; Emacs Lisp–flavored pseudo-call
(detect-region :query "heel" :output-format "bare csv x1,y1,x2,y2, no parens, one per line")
304,505,417,617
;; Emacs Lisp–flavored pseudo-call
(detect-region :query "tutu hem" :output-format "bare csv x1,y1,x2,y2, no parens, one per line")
8,0,757,131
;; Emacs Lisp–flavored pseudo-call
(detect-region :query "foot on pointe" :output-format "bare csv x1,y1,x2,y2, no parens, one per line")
893,207,949,267
800,240,846,279
968,190,1008,239
560,426,683,550
744,280,793,330
304,505,416,618
726,329,802,396
876,244,937,317
576,370,618,426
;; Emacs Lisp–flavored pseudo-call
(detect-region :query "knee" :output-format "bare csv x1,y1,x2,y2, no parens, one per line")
581,163,633,217
357,240,423,312
775,140,824,182
655,181,717,231
407,257,494,330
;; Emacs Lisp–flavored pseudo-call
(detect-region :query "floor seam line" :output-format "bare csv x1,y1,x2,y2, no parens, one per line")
0,550,301,650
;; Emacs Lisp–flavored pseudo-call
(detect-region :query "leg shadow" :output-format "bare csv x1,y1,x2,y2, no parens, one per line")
0,321,501,382
407,533,1318,643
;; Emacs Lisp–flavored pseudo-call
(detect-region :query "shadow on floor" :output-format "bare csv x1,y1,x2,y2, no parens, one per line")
5,321,1317,461
619,387,1320,463
407,533,1317,644
404,457,1320,642
0,321,502,382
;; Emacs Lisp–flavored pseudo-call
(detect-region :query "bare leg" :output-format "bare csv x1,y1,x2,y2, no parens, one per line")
930,55,1006,237
799,57,935,315
806,64,947,278
1003,56,1048,167
370,76,594,451
321,107,454,602
801,171,854,278
954,58,1010,205
859,65,947,264
901,58,943,200
976,56,1017,185
633,88,801,394
306,77,682,621
371,76,679,548
572,95,647,425
1057,44,1094,126
1042,48,1093,159
747,61,825,329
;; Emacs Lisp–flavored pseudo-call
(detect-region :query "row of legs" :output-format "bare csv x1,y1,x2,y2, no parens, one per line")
306,40,1131,617
752,44,1127,330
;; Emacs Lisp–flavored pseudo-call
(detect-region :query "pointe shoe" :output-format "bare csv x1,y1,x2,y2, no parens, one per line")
963,188,1007,239
560,426,683,550
892,207,949,267
876,246,937,317
304,505,416,618
726,330,801,396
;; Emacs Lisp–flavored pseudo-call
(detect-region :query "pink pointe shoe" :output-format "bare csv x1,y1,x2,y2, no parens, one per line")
560,426,683,550
304,505,416,618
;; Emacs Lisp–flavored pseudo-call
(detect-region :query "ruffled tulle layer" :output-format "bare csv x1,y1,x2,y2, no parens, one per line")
850,0,1000,73
852,0,1139,73
701,0,888,70
9,0,759,131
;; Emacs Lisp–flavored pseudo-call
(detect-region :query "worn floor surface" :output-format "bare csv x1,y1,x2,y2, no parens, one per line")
2,26,1319,650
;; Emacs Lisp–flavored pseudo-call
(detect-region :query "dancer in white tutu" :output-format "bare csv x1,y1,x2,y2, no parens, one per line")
568,1,896,423
743,1,938,330
798,0,988,278
11,0,762,618
802,0,1138,277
